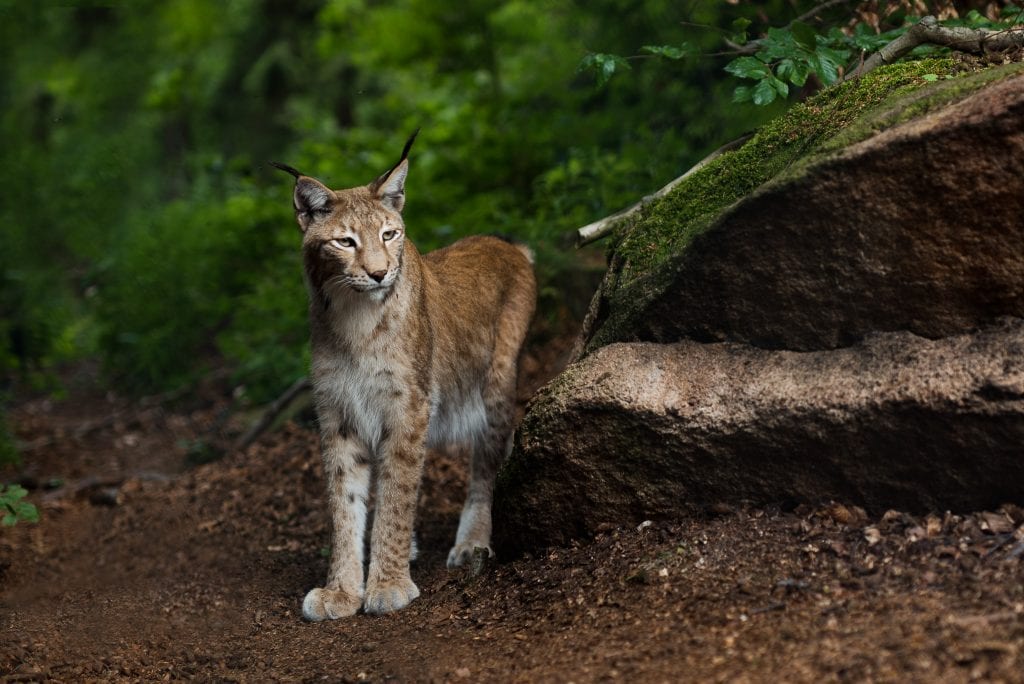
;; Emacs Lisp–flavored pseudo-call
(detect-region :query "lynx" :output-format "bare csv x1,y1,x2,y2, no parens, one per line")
272,133,536,619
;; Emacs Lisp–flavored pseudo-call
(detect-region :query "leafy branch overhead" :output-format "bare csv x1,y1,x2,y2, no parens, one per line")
579,4,1024,106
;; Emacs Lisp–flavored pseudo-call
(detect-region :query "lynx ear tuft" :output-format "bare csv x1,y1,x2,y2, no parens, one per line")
269,161,303,178
371,129,419,213
272,162,334,232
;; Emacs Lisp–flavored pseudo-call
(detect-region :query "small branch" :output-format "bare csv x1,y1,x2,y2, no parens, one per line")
723,1,854,56
792,0,850,26
233,376,312,451
575,133,753,248
847,15,1024,80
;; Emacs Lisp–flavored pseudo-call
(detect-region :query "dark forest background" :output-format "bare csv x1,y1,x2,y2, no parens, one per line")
2,1,1013,461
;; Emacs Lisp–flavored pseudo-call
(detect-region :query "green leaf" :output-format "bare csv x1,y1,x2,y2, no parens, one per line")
731,17,751,45
757,27,799,61
777,58,810,88
0,484,38,526
790,20,818,52
640,43,692,60
921,73,939,82
725,56,769,81
752,78,777,106
732,85,753,103
15,501,38,524
769,75,789,98
577,52,632,87
4,484,27,501
811,44,850,85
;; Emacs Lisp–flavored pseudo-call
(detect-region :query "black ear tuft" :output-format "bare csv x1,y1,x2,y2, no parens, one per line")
269,161,304,178
371,129,419,213
271,162,334,232
398,128,419,165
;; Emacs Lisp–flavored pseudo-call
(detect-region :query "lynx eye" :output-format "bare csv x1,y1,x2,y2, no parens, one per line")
381,229,398,242
329,237,356,249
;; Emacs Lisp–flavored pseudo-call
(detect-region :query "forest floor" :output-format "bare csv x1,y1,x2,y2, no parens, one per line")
3,330,1024,683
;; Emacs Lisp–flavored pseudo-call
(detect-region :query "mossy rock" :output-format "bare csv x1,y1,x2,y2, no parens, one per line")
580,59,1024,353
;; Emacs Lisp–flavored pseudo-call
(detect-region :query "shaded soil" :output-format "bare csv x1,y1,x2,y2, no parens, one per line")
3,336,1024,682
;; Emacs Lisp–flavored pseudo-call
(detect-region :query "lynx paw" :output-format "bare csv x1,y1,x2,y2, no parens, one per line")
447,543,493,568
363,576,420,614
302,587,362,621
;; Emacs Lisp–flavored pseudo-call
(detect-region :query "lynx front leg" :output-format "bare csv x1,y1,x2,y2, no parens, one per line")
363,408,428,614
302,426,371,621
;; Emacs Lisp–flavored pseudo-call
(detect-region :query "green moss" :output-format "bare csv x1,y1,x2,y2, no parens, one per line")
608,57,1008,286
581,58,1024,355
818,60,1024,157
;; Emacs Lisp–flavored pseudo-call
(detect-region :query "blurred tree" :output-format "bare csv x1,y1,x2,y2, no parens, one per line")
0,0,817,403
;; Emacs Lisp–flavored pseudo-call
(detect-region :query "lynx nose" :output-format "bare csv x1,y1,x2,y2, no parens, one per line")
369,269,388,283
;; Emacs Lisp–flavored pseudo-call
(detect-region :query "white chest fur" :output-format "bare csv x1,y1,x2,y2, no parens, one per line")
312,293,405,452
313,351,400,452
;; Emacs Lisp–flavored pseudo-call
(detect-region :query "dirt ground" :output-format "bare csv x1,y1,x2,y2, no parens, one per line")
3,334,1024,683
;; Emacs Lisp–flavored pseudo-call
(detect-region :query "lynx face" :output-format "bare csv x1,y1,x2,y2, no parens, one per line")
290,158,409,300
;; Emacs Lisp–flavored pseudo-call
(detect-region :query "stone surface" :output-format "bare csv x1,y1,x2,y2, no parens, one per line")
495,319,1024,555
583,70,1024,353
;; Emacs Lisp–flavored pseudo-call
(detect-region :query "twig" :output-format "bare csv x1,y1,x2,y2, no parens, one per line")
233,376,312,451
574,133,753,248
749,601,787,615
982,531,1017,558
42,471,172,503
723,0,854,56
793,0,852,27
846,15,1024,80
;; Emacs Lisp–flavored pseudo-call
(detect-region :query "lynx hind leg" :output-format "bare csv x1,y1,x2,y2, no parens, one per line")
448,275,533,568
448,341,524,567
303,429,371,621
447,430,513,568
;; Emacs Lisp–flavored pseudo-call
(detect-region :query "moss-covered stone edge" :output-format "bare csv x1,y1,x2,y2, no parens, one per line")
584,59,1024,354
609,58,1024,289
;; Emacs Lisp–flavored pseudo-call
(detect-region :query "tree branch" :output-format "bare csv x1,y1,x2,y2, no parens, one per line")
575,134,752,248
724,0,855,56
233,376,311,451
847,15,1024,80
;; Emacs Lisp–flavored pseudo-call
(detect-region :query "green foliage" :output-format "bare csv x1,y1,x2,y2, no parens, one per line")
727,25,850,105
2,0,776,403
639,43,695,60
1,484,39,527
577,53,632,88
579,3,1024,107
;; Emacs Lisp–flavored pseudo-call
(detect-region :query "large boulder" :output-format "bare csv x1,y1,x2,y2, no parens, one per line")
582,62,1024,353
495,320,1024,556
496,60,1024,555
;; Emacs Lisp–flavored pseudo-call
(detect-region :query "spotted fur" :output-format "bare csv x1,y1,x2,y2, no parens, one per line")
276,137,536,619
